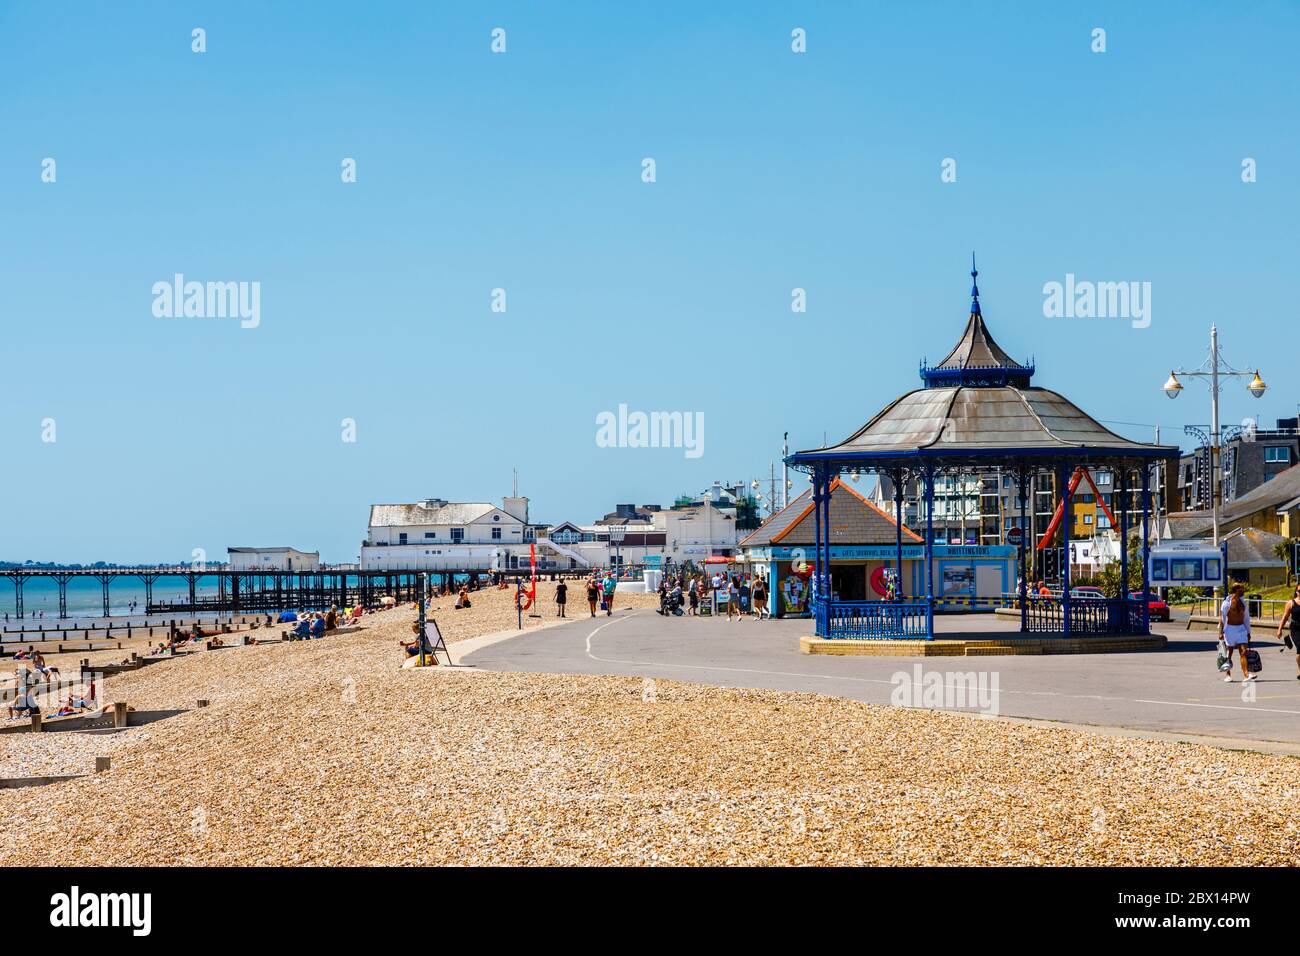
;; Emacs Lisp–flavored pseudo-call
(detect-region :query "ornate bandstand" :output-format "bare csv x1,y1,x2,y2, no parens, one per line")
785,260,1180,641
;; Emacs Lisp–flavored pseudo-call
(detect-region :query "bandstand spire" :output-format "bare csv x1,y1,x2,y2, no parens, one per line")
918,257,1035,387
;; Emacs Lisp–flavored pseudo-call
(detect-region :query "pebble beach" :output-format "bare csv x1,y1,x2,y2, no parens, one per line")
2,581,1299,866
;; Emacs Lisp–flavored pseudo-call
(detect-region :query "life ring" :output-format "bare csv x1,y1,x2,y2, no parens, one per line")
516,591,534,611
870,566,889,597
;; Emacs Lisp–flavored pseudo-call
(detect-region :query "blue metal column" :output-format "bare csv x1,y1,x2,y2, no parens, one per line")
811,467,825,636
1018,469,1028,633
893,470,905,599
1140,464,1151,634
823,472,834,605
923,468,935,639
1118,466,1131,632
1059,464,1072,639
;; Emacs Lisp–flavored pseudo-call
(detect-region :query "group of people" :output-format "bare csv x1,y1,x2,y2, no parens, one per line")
10,649,60,681
5,663,95,719
574,573,617,617
288,607,349,640
653,572,771,621
1217,581,1300,683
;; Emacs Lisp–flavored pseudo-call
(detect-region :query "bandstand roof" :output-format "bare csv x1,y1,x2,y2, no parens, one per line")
788,259,1181,470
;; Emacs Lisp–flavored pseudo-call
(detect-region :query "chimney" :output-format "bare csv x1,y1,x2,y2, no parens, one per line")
503,496,529,523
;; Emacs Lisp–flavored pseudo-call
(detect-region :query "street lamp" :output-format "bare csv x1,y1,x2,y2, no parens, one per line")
1163,324,1267,545
608,524,627,574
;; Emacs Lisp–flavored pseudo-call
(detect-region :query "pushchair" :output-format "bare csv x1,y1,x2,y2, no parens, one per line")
659,586,685,616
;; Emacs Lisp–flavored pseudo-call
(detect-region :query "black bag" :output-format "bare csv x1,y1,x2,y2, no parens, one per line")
1246,648,1262,673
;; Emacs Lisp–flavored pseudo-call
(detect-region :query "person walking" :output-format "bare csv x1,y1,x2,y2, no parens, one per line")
1275,583,1300,680
687,577,700,616
721,575,737,621
752,575,769,620
585,576,599,617
555,580,567,618
1219,582,1255,682
602,571,617,616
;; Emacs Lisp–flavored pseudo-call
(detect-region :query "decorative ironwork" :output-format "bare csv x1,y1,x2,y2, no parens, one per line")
822,601,929,639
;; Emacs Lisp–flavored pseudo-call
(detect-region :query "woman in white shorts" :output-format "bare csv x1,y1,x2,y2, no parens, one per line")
1219,582,1254,682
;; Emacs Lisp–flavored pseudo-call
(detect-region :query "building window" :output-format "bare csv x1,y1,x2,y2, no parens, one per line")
1265,446,1291,464
492,527,501,540
1083,515,1093,525
398,533,408,545
424,532,436,539
451,528,464,543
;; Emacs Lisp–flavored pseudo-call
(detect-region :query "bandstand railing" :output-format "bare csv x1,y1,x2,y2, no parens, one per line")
819,600,930,640
1024,597,1148,636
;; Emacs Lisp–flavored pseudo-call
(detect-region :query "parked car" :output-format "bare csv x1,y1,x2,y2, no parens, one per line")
1071,586,1106,600
1131,591,1171,622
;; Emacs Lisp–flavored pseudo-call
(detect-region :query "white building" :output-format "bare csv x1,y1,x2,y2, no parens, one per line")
658,503,739,564
361,496,532,571
227,547,320,572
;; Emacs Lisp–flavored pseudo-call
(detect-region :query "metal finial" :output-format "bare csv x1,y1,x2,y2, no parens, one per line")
969,252,981,315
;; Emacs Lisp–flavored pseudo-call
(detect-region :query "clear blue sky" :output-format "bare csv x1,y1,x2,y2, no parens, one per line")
3,1,1298,563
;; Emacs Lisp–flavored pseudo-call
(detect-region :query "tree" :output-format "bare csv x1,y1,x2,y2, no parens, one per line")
1097,533,1145,597
1274,537,1298,582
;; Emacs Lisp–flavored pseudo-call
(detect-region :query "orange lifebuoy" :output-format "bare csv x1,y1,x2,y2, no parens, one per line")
516,591,534,611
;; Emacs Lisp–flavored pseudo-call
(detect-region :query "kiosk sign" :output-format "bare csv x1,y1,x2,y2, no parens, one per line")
1148,540,1225,588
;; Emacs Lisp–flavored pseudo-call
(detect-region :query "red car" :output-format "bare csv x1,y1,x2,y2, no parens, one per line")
1132,591,1171,622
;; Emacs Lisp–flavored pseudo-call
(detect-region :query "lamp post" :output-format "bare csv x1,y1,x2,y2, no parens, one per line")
608,524,627,575
1163,324,1267,546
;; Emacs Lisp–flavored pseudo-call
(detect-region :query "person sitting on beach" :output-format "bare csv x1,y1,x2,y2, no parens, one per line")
454,587,471,610
309,613,326,638
12,649,29,661
32,654,58,682
400,621,436,660
7,686,38,719
325,607,338,631
291,617,311,640
209,635,224,648
56,698,76,717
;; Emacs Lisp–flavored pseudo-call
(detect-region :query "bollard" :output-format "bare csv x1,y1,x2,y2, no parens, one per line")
112,701,128,729
197,699,209,708
57,644,63,654
31,712,42,732
95,757,111,773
